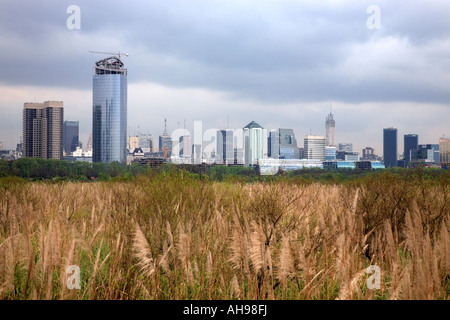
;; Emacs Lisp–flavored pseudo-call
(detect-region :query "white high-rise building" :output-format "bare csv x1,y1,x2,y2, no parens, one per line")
243,121,265,166
325,110,335,147
304,135,325,161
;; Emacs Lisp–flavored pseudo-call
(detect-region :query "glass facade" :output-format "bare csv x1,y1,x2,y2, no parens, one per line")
64,120,79,154
92,70,127,163
217,130,234,164
268,130,279,159
279,129,299,159
404,134,418,165
383,128,397,168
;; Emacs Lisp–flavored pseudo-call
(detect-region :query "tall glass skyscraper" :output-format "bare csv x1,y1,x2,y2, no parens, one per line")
404,134,418,166
383,127,397,167
64,120,79,154
92,56,127,163
279,128,300,159
216,129,234,164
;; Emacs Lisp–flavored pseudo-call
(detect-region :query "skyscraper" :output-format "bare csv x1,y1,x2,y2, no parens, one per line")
138,133,153,153
92,55,127,163
279,128,300,159
179,135,192,157
383,127,397,168
63,120,79,154
439,137,450,165
338,143,353,152
325,110,335,147
216,129,234,164
304,135,325,161
243,121,265,166
268,129,280,159
23,101,64,159
159,119,172,158
404,134,418,166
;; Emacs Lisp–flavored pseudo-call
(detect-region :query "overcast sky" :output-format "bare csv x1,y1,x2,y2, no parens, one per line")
1,0,449,155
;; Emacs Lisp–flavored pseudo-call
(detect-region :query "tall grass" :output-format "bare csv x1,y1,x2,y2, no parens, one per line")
0,171,448,300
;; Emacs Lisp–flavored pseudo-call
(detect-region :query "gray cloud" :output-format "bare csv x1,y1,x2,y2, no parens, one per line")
0,0,449,151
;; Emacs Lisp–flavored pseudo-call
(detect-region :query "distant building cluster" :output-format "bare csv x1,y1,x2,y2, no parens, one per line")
2,55,448,174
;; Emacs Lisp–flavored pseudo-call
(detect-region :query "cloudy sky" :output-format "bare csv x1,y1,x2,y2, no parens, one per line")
1,0,449,156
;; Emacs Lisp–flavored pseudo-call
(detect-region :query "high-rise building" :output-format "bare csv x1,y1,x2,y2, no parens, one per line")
243,121,265,166
383,127,397,168
338,143,353,152
404,134,418,166
279,128,300,159
362,147,378,161
179,135,192,157
268,129,280,159
92,55,127,163
138,133,153,153
87,134,93,151
23,101,64,159
128,136,139,151
63,121,79,154
216,129,234,164
416,144,439,164
325,110,335,147
439,137,450,165
159,119,172,158
304,135,325,161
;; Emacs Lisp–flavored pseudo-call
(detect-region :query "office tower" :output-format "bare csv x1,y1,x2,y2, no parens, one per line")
92,55,127,163
139,133,153,153
159,119,172,158
268,129,280,159
416,144,439,164
325,110,335,146
304,135,325,161
128,136,139,151
23,101,64,159
86,134,93,151
179,135,192,157
383,127,397,168
338,143,353,152
362,147,377,160
439,137,450,165
404,134,418,166
279,128,300,159
63,121,79,154
243,121,265,166
216,129,234,164
325,146,337,160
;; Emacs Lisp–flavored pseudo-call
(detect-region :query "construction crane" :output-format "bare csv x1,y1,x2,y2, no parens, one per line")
88,51,129,60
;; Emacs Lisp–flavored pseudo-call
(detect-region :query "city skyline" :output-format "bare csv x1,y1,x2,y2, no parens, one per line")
1,1,449,154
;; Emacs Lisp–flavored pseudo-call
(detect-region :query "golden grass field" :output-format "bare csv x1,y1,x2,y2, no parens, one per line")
0,170,449,300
